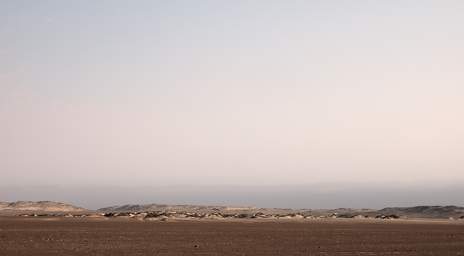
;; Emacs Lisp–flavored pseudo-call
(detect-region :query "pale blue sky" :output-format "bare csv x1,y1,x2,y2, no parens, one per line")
1,0,464,205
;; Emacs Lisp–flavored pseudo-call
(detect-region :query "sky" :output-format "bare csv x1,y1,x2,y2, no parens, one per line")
1,1,464,208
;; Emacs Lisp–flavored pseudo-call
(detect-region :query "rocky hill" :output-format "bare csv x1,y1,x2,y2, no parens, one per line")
0,201,88,215
377,206,464,219
98,204,256,214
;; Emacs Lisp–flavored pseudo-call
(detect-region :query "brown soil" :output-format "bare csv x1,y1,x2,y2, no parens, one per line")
1,217,463,255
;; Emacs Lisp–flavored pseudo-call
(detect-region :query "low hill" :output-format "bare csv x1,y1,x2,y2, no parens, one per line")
0,201,88,215
377,206,464,219
98,204,256,214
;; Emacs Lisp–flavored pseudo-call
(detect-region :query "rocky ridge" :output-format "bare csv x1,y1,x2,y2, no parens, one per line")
2,201,464,220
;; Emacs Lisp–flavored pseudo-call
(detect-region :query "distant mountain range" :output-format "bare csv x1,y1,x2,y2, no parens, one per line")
1,201,464,219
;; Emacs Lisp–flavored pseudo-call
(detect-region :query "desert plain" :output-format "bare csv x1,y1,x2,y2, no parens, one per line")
1,216,464,256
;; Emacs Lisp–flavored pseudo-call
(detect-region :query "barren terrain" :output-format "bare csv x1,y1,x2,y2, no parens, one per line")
1,217,463,256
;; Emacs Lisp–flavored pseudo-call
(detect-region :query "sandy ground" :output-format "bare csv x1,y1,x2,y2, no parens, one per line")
1,217,464,255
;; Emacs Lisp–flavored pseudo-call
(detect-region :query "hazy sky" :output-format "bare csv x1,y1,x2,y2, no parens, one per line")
1,1,464,206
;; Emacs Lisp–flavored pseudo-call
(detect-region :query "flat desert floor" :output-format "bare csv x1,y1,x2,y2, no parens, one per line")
1,217,464,255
